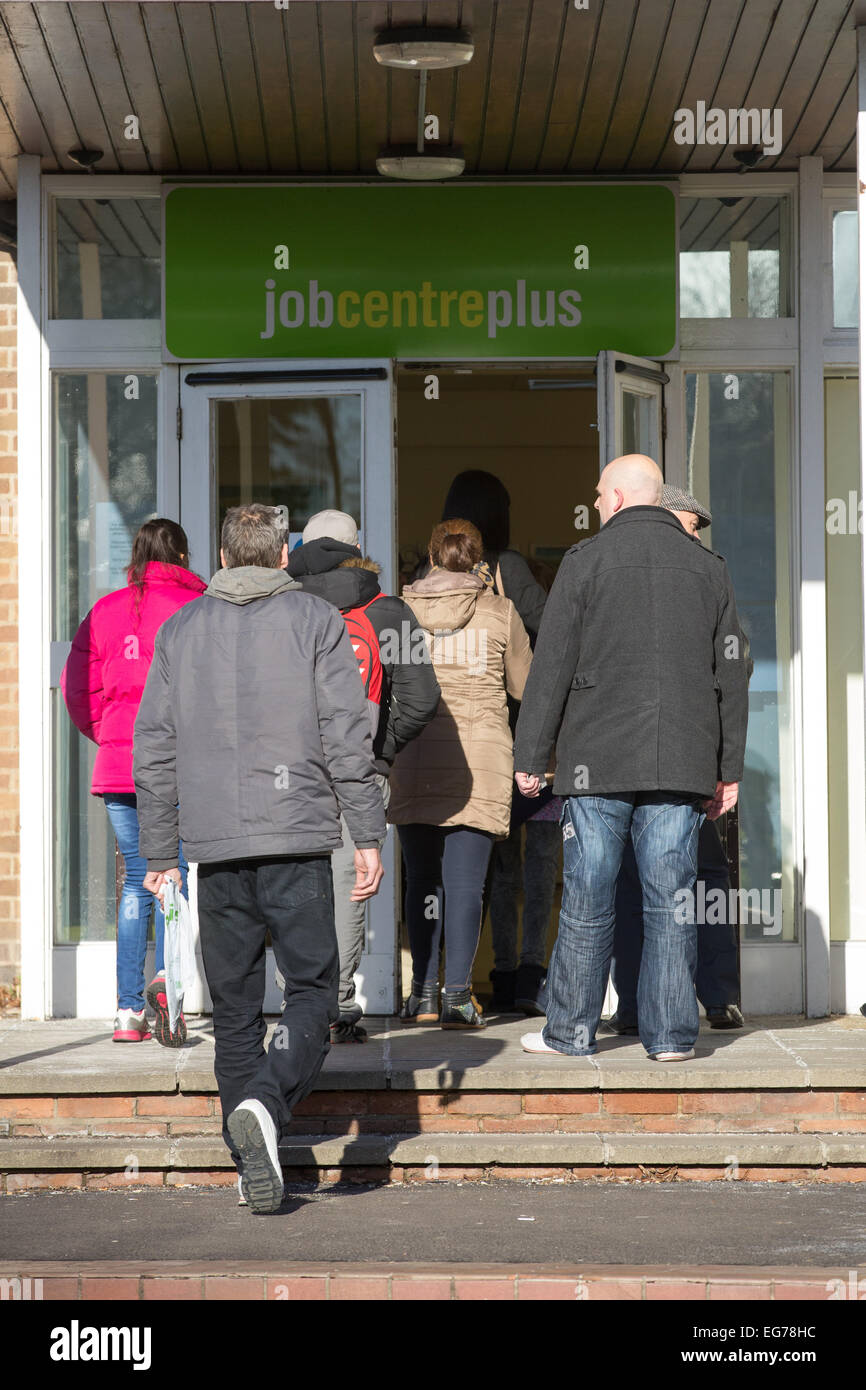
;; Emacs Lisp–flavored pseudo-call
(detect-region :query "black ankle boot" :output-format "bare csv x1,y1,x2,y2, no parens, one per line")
488,969,517,1012
514,963,548,1017
399,983,439,1025
440,988,485,1030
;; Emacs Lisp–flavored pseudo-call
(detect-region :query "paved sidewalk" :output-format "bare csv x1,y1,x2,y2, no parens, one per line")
3,1180,866,1266
2,1014,865,1092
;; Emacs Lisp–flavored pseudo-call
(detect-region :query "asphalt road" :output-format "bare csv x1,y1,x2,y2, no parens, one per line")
3,1181,866,1266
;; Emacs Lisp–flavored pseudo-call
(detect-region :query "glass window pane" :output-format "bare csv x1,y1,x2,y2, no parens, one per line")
685,371,795,942
621,389,652,456
680,197,789,319
215,395,362,547
53,372,159,945
832,210,858,329
53,198,161,319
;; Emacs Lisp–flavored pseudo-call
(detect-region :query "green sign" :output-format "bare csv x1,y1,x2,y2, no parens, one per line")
164,184,677,360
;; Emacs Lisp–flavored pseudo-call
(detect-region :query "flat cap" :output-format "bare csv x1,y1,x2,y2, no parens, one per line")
661,485,712,529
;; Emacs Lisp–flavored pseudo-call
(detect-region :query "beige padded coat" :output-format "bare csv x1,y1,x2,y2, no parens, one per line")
388,567,532,838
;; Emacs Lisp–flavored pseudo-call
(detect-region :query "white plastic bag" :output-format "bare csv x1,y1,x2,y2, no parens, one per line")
162,877,197,1033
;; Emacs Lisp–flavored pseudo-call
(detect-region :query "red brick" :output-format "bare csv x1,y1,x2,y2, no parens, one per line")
681,1091,759,1114
57,1097,135,1118
137,1095,213,1116
604,1093,678,1115
367,1093,426,1116
89,1122,168,1137
416,1115,481,1131
165,1171,239,1187
80,1278,140,1300
586,1279,644,1300
403,1166,485,1182
839,1092,866,1113
709,1282,771,1300
41,1279,80,1300
518,1279,583,1299
524,1093,599,1114
773,1281,837,1300
204,1277,264,1300
142,1278,203,1300
329,1278,390,1300
268,1277,328,1300
738,1167,816,1182
557,1115,636,1132
814,1167,866,1182
490,1167,568,1180
439,1094,521,1116
168,1121,223,1136
7,1172,83,1191
480,1115,558,1133
454,1279,515,1300
295,1093,367,1116
641,1116,718,1133
800,1117,866,1132
646,1281,707,1300
0,1098,53,1118
391,1278,452,1300
759,1092,835,1115
85,1172,165,1189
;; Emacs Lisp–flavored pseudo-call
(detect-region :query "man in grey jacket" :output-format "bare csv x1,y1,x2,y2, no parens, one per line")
513,455,749,1063
135,504,386,1213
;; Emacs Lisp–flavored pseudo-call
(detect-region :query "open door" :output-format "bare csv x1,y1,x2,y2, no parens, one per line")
596,350,670,473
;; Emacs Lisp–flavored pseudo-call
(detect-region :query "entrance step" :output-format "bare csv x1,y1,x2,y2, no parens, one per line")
2,1015,866,1186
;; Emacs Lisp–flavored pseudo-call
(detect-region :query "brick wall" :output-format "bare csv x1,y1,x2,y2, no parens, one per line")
0,250,18,992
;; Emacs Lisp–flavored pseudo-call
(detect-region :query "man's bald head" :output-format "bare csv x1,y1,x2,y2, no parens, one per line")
594,454,664,525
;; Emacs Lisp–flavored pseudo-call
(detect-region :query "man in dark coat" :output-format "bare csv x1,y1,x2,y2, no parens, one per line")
285,509,441,1041
513,455,749,1062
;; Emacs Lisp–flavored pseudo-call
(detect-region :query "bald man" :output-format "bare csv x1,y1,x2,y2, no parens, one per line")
513,454,749,1062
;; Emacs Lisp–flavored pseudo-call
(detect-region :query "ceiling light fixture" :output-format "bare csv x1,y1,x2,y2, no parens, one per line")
373,27,474,71
376,147,465,181
67,147,104,169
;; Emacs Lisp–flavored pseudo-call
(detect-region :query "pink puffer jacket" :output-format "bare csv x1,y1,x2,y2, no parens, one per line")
61,561,207,794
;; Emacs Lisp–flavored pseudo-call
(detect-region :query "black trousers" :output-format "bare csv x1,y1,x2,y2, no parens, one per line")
612,818,739,1017
197,855,339,1165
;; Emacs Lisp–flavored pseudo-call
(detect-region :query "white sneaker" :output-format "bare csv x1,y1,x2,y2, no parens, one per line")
521,1031,565,1055
227,1099,283,1214
649,1049,695,1062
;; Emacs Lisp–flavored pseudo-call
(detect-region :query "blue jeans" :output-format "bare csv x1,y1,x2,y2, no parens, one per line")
613,818,738,1020
103,794,188,1012
544,794,703,1057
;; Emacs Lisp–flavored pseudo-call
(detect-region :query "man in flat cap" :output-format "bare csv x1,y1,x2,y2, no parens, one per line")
607,486,745,1034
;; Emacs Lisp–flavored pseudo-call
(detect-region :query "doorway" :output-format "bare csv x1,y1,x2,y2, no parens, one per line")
395,364,600,996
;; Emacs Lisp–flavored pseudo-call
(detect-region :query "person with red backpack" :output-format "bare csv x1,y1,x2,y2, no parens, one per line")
285,510,441,1041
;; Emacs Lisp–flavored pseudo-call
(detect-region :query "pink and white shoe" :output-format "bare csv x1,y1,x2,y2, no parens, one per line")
112,1008,152,1043
521,1031,566,1055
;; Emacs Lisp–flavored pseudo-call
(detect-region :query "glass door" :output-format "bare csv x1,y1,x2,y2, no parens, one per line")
179,362,397,1016
596,349,669,470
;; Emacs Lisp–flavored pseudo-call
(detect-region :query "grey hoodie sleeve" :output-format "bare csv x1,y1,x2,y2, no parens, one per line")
497,550,548,641
133,627,181,873
315,604,388,848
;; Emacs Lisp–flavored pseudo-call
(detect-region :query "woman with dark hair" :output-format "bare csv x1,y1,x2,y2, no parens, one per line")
389,519,532,1028
438,470,547,640
61,518,206,1045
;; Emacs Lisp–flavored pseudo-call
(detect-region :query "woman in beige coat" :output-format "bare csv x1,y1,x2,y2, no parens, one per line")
389,519,532,1029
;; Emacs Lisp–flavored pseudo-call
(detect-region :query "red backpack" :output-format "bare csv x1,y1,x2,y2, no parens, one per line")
342,595,384,703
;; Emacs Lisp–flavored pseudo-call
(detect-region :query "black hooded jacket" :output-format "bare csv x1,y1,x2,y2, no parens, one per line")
287,539,441,774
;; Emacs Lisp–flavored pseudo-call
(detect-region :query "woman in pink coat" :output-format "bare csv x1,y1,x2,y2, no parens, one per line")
61,519,206,1045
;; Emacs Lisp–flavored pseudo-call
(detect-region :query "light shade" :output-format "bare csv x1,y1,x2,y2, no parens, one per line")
376,147,465,181
373,27,474,71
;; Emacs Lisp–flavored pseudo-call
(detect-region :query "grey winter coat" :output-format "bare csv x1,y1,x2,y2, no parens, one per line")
513,506,749,800
133,566,387,870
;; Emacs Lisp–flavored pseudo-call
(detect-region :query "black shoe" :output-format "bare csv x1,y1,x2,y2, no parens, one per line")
330,1017,368,1043
399,984,439,1025
440,988,485,1030
602,1012,639,1036
488,969,517,1011
706,1005,745,1030
514,963,548,1016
